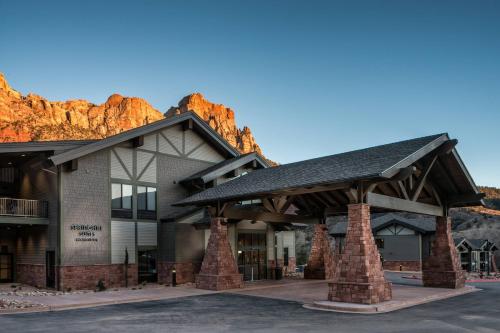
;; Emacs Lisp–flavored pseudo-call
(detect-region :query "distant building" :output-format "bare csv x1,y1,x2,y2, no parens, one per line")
455,238,498,273
329,214,498,273
329,214,435,271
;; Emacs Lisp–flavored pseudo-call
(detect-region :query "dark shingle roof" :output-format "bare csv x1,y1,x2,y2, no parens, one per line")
328,213,436,235
175,134,446,206
0,140,97,154
180,152,268,185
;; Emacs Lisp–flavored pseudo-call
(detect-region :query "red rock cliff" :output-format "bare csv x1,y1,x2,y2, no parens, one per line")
165,93,263,155
0,73,265,158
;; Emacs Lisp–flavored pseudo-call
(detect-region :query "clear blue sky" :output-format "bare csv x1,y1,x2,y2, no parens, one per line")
1,0,499,186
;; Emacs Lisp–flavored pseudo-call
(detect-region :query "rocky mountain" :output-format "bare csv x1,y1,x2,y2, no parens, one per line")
0,73,264,157
0,73,164,141
165,93,263,156
478,186,500,210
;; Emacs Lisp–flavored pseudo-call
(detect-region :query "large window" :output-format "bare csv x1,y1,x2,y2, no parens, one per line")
137,186,156,220
112,183,133,218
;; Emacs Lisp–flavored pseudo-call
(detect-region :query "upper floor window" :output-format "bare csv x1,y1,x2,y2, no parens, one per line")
112,183,133,218
138,186,156,220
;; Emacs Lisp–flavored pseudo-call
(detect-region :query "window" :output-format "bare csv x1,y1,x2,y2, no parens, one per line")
111,183,133,218
375,238,384,249
138,186,156,220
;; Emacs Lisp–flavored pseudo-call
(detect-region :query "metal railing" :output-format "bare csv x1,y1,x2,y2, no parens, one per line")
0,198,48,218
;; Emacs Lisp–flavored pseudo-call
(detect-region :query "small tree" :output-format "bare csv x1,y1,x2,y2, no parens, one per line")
124,247,129,288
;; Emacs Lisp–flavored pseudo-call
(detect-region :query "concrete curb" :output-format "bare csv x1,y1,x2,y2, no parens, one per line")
303,286,479,314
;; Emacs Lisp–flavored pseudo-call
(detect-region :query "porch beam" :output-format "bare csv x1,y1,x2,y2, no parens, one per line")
365,192,444,216
222,206,318,223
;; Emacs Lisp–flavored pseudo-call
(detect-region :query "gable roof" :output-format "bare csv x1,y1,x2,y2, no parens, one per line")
49,112,239,165
180,152,269,186
454,238,497,251
328,213,436,236
175,133,481,207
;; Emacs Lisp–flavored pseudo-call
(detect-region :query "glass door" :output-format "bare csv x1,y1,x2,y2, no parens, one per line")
138,250,157,283
237,232,267,281
0,253,13,283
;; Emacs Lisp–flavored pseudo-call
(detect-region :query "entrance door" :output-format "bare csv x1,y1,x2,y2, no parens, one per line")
46,251,56,288
0,253,13,283
237,232,267,281
138,250,157,283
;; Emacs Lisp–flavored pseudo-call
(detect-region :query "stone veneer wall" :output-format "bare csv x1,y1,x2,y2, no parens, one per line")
304,224,335,279
58,264,137,291
158,261,202,285
16,264,46,288
328,204,392,304
422,216,465,288
195,218,243,290
383,260,421,272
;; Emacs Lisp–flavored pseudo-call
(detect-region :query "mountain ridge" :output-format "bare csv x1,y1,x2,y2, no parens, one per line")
0,73,265,158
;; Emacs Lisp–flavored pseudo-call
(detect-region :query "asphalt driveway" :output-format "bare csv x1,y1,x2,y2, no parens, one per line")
0,281,498,333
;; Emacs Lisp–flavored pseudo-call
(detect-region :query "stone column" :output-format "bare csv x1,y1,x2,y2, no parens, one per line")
328,204,392,304
422,216,466,288
304,224,336,279
195,217,243,290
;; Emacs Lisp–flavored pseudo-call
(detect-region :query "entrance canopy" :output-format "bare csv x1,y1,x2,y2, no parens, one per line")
174,133,484,220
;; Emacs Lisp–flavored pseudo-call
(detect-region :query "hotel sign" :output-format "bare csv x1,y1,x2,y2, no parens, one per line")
70,224,102,242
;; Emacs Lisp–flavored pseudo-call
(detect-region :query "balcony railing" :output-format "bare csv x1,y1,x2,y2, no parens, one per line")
0,198,48,218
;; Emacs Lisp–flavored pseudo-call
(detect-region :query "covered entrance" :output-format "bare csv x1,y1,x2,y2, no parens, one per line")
175,133,484,305
237,232,267,281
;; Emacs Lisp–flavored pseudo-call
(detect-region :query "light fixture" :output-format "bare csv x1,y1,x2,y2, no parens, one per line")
7,162,12,165
21,154,26,157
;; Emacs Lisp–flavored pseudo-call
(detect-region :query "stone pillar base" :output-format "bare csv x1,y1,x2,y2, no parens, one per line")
422,270,465,289
304,224,336,280
328,281,392,304
196,273,243,290
195,217,243,291
423,216,466,289
328,204,392,304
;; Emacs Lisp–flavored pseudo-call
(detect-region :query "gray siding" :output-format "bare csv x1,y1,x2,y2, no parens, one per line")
175,224,205,263
377,235,420,261
17,166,57,262
157,154,214,219
156,155,215,262
61,150,111,265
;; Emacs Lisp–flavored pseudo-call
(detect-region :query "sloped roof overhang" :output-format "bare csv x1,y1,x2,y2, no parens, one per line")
174,133,484,218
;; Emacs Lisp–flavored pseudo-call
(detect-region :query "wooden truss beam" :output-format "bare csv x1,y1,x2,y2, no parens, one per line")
366,192,444,216
222,206,317,223
410,155,438,201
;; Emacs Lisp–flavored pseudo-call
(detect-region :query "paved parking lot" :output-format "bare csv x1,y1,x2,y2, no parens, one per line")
0,281,499,333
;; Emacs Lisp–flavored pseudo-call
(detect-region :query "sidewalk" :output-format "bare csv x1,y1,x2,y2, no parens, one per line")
0,284,215,314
